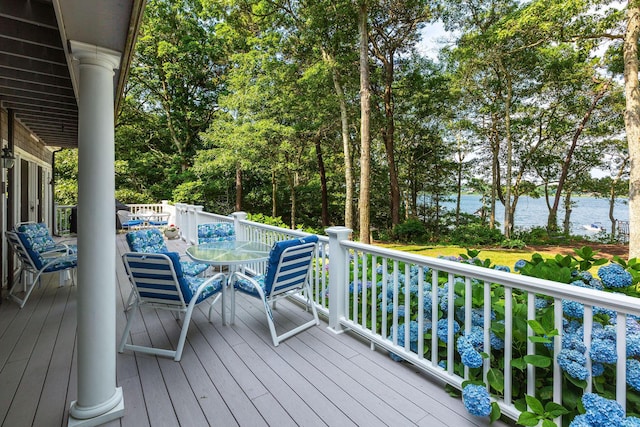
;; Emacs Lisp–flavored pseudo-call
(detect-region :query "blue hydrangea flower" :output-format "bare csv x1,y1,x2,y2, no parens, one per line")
514,259,527,272
387,303,406,318
628,334,640,358
592,362,604,377
569,414,590,427
623,416,640,427
579,271,593,281
457,332,483,369
582,393,625,426
494,265,510,272
462,384,491,417
535,297,549,309
461,348,484,368
590,325,618,364
563,333,587,353
388,321,420,361
437,319,460,343
563,299,584,319
598,263,633,289
589,278,604,290
628,359,640,391
590,336,617,364
557,349,589,380
422,293,433,316
349,280,372,294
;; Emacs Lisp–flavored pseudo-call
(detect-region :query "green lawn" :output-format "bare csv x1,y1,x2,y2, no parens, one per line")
374,243,587,271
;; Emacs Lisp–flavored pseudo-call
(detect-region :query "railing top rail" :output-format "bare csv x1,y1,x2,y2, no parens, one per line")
238,219,330,243
198,212,233,222
342,240,640,314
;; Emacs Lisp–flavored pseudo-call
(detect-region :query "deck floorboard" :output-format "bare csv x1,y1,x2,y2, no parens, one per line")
0,233,514,427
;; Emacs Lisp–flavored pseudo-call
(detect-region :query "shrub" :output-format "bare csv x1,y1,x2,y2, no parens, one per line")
449,224,503,246
393,218,427,242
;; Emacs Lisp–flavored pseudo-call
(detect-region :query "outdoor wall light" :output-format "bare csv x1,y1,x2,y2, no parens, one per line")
1,147,15,169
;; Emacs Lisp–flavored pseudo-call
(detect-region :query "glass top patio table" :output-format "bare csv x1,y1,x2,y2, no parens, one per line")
185,240,271,267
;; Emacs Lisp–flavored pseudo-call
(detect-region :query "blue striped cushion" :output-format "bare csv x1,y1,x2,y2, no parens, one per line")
263,235,318,292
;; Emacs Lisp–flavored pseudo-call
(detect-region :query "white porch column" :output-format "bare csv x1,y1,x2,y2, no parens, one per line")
68,41,124,427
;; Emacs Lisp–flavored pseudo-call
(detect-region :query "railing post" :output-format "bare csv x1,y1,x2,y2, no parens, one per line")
232,211,248,240
175,203,185,239
190,205,203,245
325,226,352,333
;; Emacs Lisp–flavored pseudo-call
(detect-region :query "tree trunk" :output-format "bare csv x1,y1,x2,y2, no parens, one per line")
314,135,330,227
290,172,297,229
562,190,573,236
489,115,499,229
358,1,371,243
548,84,608,234
625,1,640,257
235,165,242,212
381,59,400,226
325,51,355,230
503,69,513,239
610,157,628,237
271,170,277,218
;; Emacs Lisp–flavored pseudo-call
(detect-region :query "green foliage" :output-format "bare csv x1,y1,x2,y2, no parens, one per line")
449,224,504,246
516,395,569,427
393,218,427,242
500,239,526,249
246,213,288,228
612,256,640,286
54,149,78,205
115,189,154,205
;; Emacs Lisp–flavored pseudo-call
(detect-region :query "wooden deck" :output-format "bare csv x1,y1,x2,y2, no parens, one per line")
0,234,512,427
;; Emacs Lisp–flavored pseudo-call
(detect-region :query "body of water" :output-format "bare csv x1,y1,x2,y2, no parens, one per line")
439,194,628,236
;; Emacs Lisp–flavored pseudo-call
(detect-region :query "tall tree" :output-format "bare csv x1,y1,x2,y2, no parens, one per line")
358,0,372,243
129,0,227,171
368,0,430,227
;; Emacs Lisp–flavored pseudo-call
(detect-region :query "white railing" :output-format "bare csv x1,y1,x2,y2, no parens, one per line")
55,201,176,234
54,204,74,235
173,204,640,424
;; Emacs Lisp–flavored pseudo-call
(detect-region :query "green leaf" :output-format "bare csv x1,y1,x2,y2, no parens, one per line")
564,373,587,389
528,336,552,343
542,419,558,427
511,357,527,371
527,319,546,335
545,402,569,417
490,402,501,423
487,368,504,392
524,354,552,368
517,411,540,426
525,395,544,415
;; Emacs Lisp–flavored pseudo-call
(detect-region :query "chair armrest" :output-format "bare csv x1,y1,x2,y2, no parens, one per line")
42,254,77,269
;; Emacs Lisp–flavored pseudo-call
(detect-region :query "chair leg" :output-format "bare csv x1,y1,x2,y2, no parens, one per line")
207,290,225,325
230,287,236,325
175,301,199,362
118,304,138,353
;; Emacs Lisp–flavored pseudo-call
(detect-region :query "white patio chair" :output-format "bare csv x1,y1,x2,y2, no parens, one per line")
119,252,226,361
5,230,77,308
229,235,319,346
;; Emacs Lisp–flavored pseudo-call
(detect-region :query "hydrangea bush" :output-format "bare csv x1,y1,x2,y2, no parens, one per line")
342,247,640,426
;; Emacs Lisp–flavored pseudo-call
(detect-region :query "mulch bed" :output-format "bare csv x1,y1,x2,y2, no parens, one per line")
525,243,629,260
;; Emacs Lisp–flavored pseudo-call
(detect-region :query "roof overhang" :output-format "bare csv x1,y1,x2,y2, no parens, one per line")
0,0,145,148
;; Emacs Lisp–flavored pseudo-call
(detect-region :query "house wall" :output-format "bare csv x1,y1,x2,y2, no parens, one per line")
1,108,55,290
